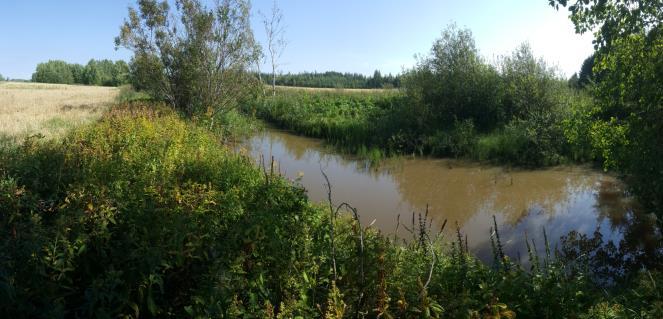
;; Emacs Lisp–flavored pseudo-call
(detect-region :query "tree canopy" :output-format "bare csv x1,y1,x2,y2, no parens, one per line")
262,71,400,89
31,59,130,86
550,0,663,217
116,0,261,119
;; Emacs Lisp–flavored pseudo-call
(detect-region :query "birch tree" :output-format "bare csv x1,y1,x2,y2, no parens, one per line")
261,0,287,96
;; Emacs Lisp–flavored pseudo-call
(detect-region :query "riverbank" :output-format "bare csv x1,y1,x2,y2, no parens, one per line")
244,88,596,167
2,98,661,317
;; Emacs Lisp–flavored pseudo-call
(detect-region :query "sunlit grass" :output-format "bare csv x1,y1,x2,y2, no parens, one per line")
0,81,117,142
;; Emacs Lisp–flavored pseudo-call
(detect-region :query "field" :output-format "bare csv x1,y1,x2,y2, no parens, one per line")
0,82,117,142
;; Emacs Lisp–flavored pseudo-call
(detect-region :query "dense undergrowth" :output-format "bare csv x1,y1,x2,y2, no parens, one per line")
1,102,661,318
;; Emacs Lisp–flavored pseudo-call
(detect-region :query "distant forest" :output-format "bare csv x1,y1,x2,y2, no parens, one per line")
31,59,130,87
29,61,401,89
262,70,401,89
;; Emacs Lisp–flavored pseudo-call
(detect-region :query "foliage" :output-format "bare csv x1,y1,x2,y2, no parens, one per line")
425,119,477,158
403,24,502,132
578,54,596,88
249,27,580,167
31,60,75,84
83,59,130,86
499,43,565,121
31,59,130,86
550,0,663,219
116,0,261,118
0,103,321,317
263,71,401,89
560,91,598,162
548,0,662,49
116,85,151,103
245,89,401,155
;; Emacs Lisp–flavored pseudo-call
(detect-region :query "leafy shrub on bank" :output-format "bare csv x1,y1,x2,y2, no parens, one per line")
0,103,323,317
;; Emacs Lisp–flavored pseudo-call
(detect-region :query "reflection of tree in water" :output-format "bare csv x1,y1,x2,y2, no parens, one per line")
594,179,633,229
390,160,599,228
559,214,662,282
465,175,662,274
244,129,662,274
389,159,659,267
574,179,663,275
255,129,384,177
262,130,319,161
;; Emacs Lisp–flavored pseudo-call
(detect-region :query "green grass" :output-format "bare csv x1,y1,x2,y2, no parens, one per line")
245,89,408,157
115,85,151,103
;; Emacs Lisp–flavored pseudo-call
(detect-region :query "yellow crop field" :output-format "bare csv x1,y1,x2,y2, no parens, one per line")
0,82,117,141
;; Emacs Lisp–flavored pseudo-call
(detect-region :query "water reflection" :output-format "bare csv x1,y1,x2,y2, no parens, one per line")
241,128,657,263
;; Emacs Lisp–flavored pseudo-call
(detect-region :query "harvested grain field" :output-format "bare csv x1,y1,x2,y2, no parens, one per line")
0,82,117,141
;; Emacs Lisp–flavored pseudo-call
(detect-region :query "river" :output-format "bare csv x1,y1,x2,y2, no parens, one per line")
240,127,651,263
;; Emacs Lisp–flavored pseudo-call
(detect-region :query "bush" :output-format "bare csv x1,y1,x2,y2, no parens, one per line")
403,24,502,132
116,0,261,117
475,112,566,166
115,85,151,103
425,119,477,157
0,103,323,317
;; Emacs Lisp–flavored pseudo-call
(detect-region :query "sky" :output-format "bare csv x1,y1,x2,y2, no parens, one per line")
0,0,594,80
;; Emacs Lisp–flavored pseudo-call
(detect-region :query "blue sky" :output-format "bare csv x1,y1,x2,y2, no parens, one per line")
0,0,593,80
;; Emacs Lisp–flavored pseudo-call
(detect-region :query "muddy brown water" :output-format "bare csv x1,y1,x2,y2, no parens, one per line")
240,128,646,262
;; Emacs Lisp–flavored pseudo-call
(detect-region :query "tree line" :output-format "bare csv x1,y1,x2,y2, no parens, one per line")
262,70,401,89
31,59,130,86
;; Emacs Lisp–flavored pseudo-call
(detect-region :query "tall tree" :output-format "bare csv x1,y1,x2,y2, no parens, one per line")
116,0,261,121
550,0,663,217
403,24,502,132
32,60,74,84
577,54,595,88
262,0,287,96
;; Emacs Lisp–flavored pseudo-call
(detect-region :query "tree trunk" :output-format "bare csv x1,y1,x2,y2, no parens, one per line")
271,57,276,96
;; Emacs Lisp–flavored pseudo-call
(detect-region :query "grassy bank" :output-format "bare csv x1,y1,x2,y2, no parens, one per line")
1,102,660,318
246,88,593,167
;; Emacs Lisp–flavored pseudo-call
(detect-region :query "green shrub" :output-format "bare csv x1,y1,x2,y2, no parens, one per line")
475,125,529,164
425,119,477,157
116,85,151,103
0,103,323,317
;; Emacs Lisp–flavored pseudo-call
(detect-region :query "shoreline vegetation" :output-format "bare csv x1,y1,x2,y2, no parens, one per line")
244,28,593,169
